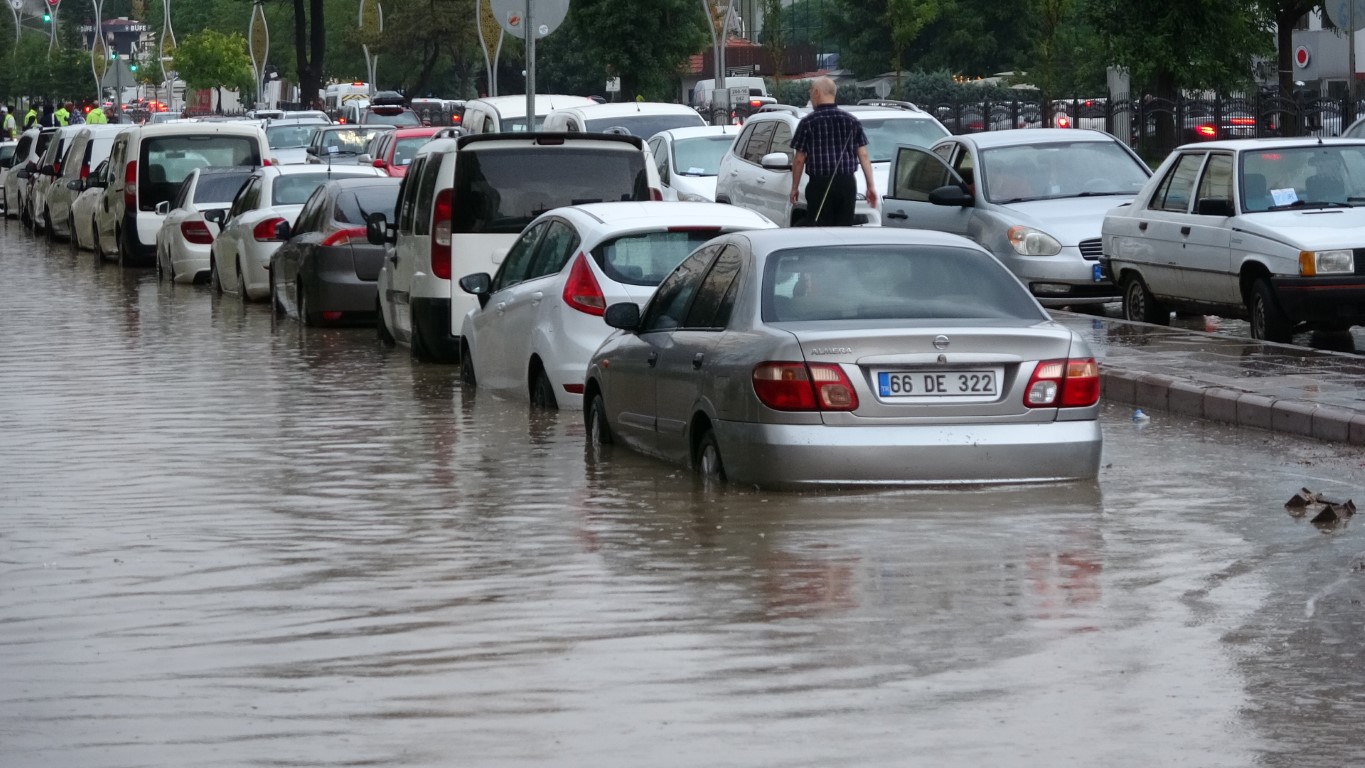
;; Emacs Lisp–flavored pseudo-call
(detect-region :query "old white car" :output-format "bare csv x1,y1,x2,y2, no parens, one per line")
1101,138,1365,342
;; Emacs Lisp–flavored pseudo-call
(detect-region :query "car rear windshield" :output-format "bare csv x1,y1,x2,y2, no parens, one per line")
762,244,1047,323
392,137,430,166
193,171,252,203
317,128,387,154
582,114,705,137
982,140,1150,203
267,125,318,149
334,185,399,224
672,135,733,176
364,110,420,127
592,230,721,286
139,135,260,211
272,173,333,205
452,146,649,233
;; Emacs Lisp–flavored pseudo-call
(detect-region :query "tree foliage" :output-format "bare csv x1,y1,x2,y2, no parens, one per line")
172,29,253,110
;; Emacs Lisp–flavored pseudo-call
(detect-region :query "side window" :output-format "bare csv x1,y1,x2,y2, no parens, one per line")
682,245,743,330
413,157,442,236
525,219,580,280
730,124,756,160
640,245,720,333
491,220,549,292
1153,153,1204,213
769,123,793,159
171,174,191,210
397,156,423,234
481,115,495,134
229,178,257,217
649,138,668,180
1195,153,1233,208
932,143,955,162
951,147,976,192
740,122,777,164
293,188,328,234
890,147,954,201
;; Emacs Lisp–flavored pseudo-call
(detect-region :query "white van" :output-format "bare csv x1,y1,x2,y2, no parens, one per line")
690,76,770,112
41,124,125,243
29,124,85,234
541,101,706,137
459,94,596,134
369,132,663,362
96,122,268,266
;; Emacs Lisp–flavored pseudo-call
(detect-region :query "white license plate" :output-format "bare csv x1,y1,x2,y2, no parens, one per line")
876,369,999,399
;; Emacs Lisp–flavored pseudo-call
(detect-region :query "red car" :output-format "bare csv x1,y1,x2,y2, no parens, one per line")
365,126,441,178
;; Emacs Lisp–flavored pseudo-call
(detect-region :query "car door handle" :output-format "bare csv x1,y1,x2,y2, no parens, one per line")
1180,226,1191,236
756,177,766,184
530,291,544,304
647,351,658,368
886,210,908,220
1138,221,1147,231
495,301,507,313
692,353,704,370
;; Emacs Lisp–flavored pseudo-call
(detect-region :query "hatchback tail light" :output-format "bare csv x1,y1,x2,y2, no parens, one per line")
752,362,858,412
79,163,89,181
180,219,214,244
321,226,367,247
1023,358,1100,408
252,216,287,242
562,253,605,316
123,160,137,210
431,188,453,279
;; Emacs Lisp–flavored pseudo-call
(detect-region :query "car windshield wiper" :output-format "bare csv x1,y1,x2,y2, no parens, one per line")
993,197,1037,204
1075,190,1128,197
1267,200,1352,211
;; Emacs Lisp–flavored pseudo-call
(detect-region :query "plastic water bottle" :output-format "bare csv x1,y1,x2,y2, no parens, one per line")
1132,408,1150,423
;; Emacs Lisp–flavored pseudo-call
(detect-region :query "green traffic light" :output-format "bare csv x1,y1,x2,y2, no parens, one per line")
42,13,50,21
129,63,137,72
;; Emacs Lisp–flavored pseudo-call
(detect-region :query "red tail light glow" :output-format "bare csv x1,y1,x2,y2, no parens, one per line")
321,226,367,247
180,219,214,244
79,163,89,181
650,187,663,201
1023,358,1100,408
752,362,858,412
1196,124,1217,138
251,216,288,242
123,160,137,210
562,253,606,316
1056,115,1070,128
430,188,452,279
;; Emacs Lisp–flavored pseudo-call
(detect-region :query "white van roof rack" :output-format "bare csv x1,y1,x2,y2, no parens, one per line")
857,99,925,113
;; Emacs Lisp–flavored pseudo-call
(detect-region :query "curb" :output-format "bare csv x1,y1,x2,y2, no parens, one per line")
1099,365,1365,446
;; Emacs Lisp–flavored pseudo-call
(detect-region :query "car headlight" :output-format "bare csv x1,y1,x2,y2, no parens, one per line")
1299,249,1354,275
1006,225,1062,256
678,192,709,203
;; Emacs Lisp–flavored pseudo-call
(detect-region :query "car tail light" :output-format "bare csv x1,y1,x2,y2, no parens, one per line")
262,158,272,167
430,187,452,279
180,219,214,244
321,226,367,247
52,161,61,176
1229,117,1255,126
749,99,763,109
562,253,605,316
752,362,858,412
252,216,287,242
1056,115,1070,128
1196,124,1217,138
123,160,136,210
650,187,663,201
1023,358,1099,408
79,163,89,181
322,311,343,321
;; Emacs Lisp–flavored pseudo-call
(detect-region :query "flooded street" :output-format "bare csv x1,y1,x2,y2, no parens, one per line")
6,228,1365,767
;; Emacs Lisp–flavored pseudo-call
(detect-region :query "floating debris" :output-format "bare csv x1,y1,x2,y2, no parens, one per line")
1286,488,1357,528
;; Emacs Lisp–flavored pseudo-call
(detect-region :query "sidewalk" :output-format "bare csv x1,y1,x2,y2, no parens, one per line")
1051,312,1365,445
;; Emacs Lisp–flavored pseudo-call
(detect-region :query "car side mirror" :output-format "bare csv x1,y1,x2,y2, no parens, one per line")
274,220,291,240
760,151,792,172
154,200,170,215
203,208,227,226
357,153,372,164
928,184,974,207
16,168,29,179
67,179,84,190
372,158,387,169
25,160,36,173
458,272,493,308
366,211,394,245
305,146,317,155
41,164,55,176
1195,197,1234,217
603,302,641,331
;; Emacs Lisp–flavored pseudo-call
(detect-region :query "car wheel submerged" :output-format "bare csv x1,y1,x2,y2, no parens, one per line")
460,342,476,386
696,428,726,483
530,369,557,410
376,298,395,345
1249,278,1293,343
1121,273,1170,326
210,256,223,294
586,391,612,447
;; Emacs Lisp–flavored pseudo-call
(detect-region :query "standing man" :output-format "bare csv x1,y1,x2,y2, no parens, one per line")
788,77,878,226
65,102,83,125
23,102,38,130
1,106,15,140
54,101,70,126
85,104,107,124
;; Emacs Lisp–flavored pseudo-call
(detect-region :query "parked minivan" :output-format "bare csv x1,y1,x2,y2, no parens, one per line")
96,122,268,266
40,124,125,242
368,132,662,362
459,94,596,134
30,125,85,234
541,102,706,137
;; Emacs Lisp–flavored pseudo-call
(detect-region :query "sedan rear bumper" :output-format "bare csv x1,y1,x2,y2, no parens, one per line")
714,418,1102,487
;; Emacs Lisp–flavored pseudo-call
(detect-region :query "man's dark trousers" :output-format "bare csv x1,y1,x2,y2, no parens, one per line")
805,174,856,226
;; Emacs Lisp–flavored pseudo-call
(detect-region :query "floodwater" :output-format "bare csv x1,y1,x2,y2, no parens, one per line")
4,230,1365,767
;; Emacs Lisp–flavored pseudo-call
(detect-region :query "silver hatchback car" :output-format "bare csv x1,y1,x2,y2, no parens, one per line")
584,228,1103,488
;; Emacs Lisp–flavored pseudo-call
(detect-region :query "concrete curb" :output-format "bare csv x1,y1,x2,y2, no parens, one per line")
1099,365,1365,446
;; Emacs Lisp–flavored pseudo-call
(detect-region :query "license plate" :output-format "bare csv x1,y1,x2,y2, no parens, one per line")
876,369,999,399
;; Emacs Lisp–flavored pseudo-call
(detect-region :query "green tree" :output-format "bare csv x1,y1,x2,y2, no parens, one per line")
759,0,788,84
172,29,253,111
363,0,479,96
540,0,709,100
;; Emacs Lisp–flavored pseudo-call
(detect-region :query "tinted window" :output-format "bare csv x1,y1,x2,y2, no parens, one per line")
683,245,742,329
525,219,579,280
451,147,648,234
1153,152,1204,213
139,135,260,211
334,185,400,224
272,173,332,205
740,122,777,164
292,188,328,234
192,171,252,203
762,244,1046,323
640,246,718,332
582,113,706,137
397,157,423,234
671,135,732,176
592,230,722,286
413,159,441,236
769,123,793,159
491,220,549,292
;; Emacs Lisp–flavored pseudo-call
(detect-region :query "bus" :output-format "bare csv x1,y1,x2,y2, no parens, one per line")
323,82,371,119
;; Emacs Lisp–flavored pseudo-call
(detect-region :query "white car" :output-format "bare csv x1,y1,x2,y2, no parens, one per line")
210,164,383,300
70,159,109,252
7,127,56,227
1102,137,1365,342
30,124,84,234
264,117,328,165
457,202,776,410
155,166,255,284
646,125,740,202
0,132,34,215
459,94,596,134
541,101,706,137
41,124,125,243
714,102,950,227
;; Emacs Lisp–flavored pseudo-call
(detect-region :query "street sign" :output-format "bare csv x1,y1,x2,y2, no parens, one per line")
605,77,619,93
1326,0,1365,30
490,0,567,39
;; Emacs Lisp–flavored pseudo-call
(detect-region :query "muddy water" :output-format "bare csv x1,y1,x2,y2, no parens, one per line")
3,231,1365,767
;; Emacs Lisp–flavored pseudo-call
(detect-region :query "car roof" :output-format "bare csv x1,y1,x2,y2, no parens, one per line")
945,128,1120,148
466,94,597,118
739,226,986,257
652,125,742,141
131,123,265,137
258,164,384,177
389,127,442,138
552,102,699,118
555,201,775,230
266,117,328,127
194,166,256,176
321,175,403,189
1171,136,1365,152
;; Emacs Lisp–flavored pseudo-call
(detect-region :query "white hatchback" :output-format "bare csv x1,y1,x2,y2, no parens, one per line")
456,202,775,410
646,125,741,202
155,166,255,284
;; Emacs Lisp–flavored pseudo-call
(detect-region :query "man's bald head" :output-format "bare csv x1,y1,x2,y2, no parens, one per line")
809,76,837,106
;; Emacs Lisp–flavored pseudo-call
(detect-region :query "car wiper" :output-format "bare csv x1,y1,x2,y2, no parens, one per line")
994,197,1035,204
1266,200,1352,211
1075,190,1128,197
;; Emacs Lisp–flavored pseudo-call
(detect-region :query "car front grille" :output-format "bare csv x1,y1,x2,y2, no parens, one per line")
1079,238,1103,261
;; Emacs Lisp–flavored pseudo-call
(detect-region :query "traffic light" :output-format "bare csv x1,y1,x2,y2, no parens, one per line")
129,61,137,72
42,12,50,21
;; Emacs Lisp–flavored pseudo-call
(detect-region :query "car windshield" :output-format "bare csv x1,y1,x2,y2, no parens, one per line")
1240,144,1365,212
452,147,649,233
981,141,1149,203
593,230,722,286
392,137,430,166
762,244,1047,323
193,171,252,203
860,117,951,161
334,185,399,224
267,125,318,149
272,173,334,205
582,114,705,137
494,117,548,132
317,128,386,154
671,135,733,176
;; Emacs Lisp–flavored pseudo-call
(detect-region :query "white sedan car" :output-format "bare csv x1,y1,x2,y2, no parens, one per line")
210,164,383,300
155,166,254,284
70,159,109,252
456,201,776,410
646,125,740,202
1102,137,1365,341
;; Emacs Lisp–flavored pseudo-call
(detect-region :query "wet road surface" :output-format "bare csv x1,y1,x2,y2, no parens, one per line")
5,229,1365,767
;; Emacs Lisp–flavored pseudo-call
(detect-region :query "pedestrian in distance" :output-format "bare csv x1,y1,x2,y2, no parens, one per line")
37,103,55,128
1,106,15,140
788,76,878,226
65,102,83,125
23,103,37,130
85,104,106,125
54,101,69,126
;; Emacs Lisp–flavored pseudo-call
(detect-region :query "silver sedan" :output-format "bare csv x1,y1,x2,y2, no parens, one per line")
584,228,1103,488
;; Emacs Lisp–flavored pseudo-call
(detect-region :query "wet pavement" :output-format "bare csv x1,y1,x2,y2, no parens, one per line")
5,228,1365,766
